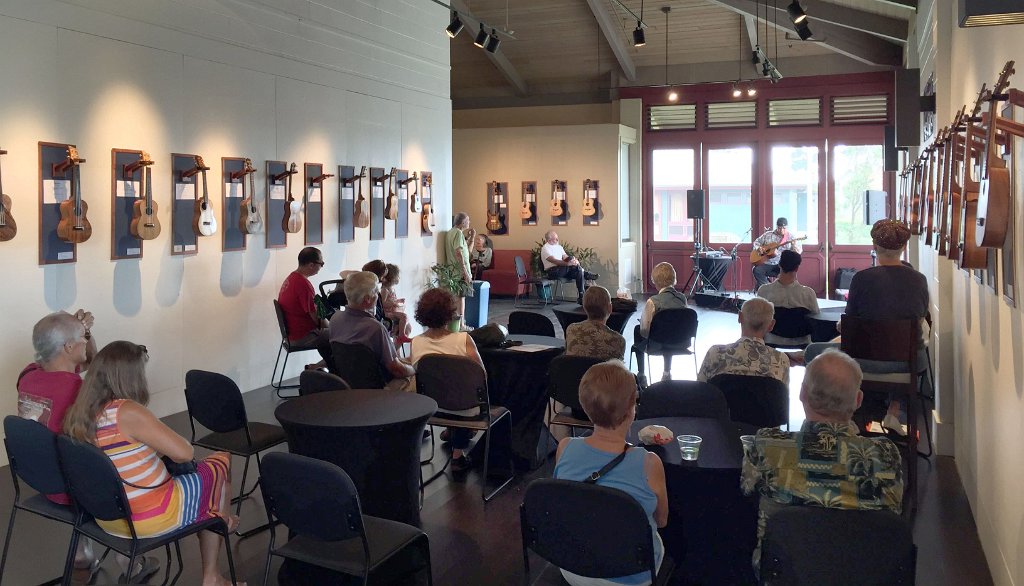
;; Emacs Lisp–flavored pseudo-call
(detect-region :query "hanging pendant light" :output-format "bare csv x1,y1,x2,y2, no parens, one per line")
662,6,675,102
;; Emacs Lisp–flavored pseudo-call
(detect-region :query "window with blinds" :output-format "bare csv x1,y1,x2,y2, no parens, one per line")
706,101,757,129
830,95,889,125
767,98,821,126
647,104,697,131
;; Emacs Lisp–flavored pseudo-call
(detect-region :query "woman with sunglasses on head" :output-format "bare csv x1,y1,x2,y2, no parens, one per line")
64,341,243,586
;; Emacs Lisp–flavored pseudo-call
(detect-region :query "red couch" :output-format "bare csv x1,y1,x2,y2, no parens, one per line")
481,249,533,296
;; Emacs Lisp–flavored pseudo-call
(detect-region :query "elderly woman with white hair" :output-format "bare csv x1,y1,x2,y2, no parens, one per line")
697,296,790,385
633,262,689,385
553,360,668,586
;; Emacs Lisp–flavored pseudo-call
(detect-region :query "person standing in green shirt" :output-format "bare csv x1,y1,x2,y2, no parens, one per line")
445,212,473,329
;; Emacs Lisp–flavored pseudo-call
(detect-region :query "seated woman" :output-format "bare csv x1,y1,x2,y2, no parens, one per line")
382,263,412,342
469,233,493,280
411,288,483,472
554,360,668,586
63,341,240,586
334,260,391,325
566,285,626,361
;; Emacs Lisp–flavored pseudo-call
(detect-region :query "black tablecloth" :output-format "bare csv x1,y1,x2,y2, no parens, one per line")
695,255,735,292
479,334,564,470
274,389,436,527
808,306,845,342
629,416,760,585
551,304,637,335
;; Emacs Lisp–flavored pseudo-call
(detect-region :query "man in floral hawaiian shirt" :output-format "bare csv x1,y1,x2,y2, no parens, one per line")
697,296,790,385
741,349,903,573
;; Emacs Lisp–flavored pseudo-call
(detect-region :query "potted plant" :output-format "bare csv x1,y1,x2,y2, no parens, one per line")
429,261,471,331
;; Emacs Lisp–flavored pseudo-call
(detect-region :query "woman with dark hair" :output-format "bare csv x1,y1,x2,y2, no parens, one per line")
63,341,240,586
410,288,483,471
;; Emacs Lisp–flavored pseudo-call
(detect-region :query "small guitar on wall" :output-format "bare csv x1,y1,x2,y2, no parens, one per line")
130,152,160,240
582,179,596,217
56,146,92,244
420,173,435,233
550,180,565,216
750,236,809,266
239,158,263,234
191,155,217,237
976,60,1015,248
282,163,302,233
486,181,505,232
0,149,15,242
520,183,534,219
409,171,421,213
354,166,370,229
385,168,399,221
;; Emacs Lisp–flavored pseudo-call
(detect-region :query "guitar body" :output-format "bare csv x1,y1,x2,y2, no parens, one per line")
750,236,808,265
908,166,921,235
57,199,92,244
520,201,533,219
193,199,218,237
0,193,16,242
421,204,434,233
581,200,596,217
240,200,264,234
284,199,302,233
410,189,421,214
385,191,398,221
549,199,563,216
486,211,504,232
947,186,963,260
923,155,935,246
131,199,161,240
354,196,369,229
976,165,1010,248
961,198,988,268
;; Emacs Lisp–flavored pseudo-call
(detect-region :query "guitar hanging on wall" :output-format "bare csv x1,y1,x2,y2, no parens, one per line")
283,163,302,233
486,181,505,233
191,155,217,237
582,179,597,217
130,152,160,240
420,173,435,233
521,183,534,219
0,149,15,242
409,171,421,214
550,180,565,216
353,166,370,229
239,158,263,234
976,60,1015,248
385,168,399,221
959,86,989,269
56,146,92,244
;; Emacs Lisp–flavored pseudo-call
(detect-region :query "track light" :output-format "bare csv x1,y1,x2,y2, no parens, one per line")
732,85,742,98
484,29,501,53
445,12,464,38
633,22,646,47
473,24,488,48
747,85,757,97
787,1,807,24
794,21,813,40
668,90,678,102
769,68,783,83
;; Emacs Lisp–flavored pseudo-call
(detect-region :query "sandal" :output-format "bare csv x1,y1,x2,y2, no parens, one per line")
118,555,160,584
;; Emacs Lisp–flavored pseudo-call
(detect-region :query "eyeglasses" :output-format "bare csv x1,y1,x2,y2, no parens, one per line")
314,260,325,267
138,344,148,354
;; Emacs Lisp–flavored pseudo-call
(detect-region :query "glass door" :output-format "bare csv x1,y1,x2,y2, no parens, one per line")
828,141,886,292
768,143,827,294
645,146,699,291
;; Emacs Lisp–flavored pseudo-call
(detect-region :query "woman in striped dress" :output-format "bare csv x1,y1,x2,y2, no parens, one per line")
64,341,241,586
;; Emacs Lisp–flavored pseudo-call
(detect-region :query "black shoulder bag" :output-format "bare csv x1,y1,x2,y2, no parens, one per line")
584,444,631,484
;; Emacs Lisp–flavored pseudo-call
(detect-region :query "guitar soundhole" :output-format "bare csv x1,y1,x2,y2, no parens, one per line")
73,226,84,231
144,223,155,228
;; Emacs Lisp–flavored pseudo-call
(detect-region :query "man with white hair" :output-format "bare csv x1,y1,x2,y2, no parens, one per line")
697,297,789,385
329,271,414,390
541,230,598,305
741,349,903,572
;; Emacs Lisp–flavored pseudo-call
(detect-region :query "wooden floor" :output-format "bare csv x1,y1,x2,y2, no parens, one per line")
0,297,993,585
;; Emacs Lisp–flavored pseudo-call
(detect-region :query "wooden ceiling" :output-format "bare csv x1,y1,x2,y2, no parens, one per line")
449,0,915,106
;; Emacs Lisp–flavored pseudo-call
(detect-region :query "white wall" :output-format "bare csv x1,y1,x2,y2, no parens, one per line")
0,0,452,441
909,1,1024,583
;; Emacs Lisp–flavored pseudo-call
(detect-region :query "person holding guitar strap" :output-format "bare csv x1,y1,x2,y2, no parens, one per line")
751,217,803,288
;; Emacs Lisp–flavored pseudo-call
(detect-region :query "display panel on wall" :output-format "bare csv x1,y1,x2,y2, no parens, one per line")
420,172,435,236
520,181,537,226
170,154,202,256
281,163,302,236
370,167,385,241
485,181,508,235
407,170,421,236
265,160,288,249
550,179,568,226
39,142,84,265
304,163,330,246
221,157,247,252
1005,102,1019,306
0,149,14,243
111,149,150,260
338,165,357,242
582,179,600,226
238,158,263,238
393,169,413,239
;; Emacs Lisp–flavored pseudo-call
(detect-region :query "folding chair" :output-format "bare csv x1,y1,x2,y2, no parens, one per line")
637,380,730,420
514,256,551,307
767,307,813,350
331,342,388,389
508,310,556,337
630,308,699,380
708,374,790,429
271,299,320,396
546,355,603,436
299,369,351,395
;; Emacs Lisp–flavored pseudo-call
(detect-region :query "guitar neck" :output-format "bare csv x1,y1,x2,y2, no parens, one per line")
145,167,153,211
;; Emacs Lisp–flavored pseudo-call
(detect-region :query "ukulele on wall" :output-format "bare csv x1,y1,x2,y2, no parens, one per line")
409,171,421,213
282,163,302,233
520,183,535,219
582,179,597,217
130,152,160,240
56,146,92,244
486,181,505,232
0,149,15,242
550,180,565,216
976,60,1015,248
354,166,370,229
385,168,399,221
239,158,263,234
191,155,217,237
959,88,989,269
420,173,435,233
923,132,940,246
945,107,969,260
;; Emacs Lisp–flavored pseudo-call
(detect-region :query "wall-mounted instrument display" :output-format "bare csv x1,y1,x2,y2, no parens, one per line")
282,162,301,233
420,172,434,234
582,179,600,226
191,155,216,237
922,130,941,246
521,182,535,221
976,60,1015,248
409,171,421,214
0,149,15,242
550,180,566,217
385,167,399,221
239,158,262,234
582,179,597,217
960,87,989,269
354,166,370,229
56,146,91,244
486,181,506,233
944,108,968,260
130,152,159,241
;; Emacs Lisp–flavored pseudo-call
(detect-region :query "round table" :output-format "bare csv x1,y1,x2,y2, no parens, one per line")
479,334,564,469
274,389,436,527
808,306,845,342
551,304,637,335
628,416,759,585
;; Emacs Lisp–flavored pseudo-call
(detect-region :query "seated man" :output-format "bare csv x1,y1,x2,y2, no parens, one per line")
633,262,688,385
329,271,414,391
697,297,789,386
741,349,903,573
752,217,802,288
541,230,598,305
279,246,330,369
757,250,819,346
565,286,626,361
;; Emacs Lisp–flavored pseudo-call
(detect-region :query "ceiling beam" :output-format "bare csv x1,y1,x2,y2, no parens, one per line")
705,0,903,67
743,16,762,77
870,0,917,9
802,0,908,44
449,0,528,96
585,0,637,82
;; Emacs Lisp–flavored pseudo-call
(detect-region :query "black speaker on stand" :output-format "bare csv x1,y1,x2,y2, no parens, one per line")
686,189,705,219
683,189,709,295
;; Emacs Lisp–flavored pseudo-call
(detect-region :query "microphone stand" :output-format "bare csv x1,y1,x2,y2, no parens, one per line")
731,227,752,298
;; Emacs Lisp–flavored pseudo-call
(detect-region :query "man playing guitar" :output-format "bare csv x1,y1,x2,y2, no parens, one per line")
752,217,803,288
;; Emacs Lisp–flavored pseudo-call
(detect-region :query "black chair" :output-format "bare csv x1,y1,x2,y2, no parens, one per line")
709,374,790,429
55,435,238,586
331,341,387,389
546,355,604,436
1,417,107,586
416,354,514,502
185,369,287,538
259,452,431,586
508,310,556,337
271,299,320,396
767,307,813,350
637,380,731,420
760,507,916,586
514,256,551,307
630,307,699,379
521,479,674,586
318,278,346,317
299,369,351,396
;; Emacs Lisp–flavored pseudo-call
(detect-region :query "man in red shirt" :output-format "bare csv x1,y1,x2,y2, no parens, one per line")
279,246,330,369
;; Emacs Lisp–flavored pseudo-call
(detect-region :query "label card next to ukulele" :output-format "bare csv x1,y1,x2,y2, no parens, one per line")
175,183,196,200
116,180,139,199
42,179,71,204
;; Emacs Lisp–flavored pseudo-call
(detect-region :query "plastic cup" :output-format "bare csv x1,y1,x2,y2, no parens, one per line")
677,435,703,461
740,435,756,451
